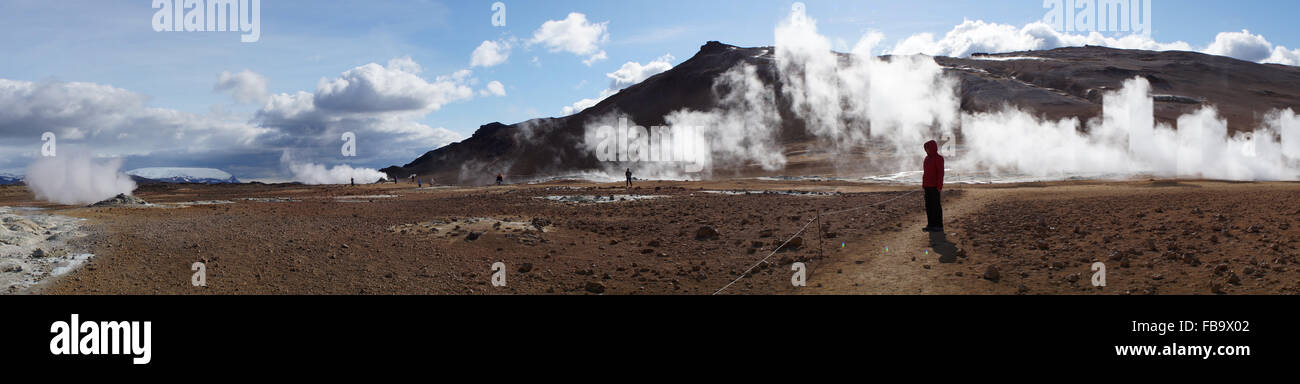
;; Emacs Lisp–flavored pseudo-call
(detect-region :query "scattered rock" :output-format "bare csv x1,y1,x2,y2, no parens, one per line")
518,263,533,273
695,226,720,241
465,232,483,241
30,248,46,258
780,236,803,251
89,194,150,207
584,282,606,294
983,265,1001,282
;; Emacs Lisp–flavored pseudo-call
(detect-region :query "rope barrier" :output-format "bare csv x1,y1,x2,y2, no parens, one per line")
712,190,919,295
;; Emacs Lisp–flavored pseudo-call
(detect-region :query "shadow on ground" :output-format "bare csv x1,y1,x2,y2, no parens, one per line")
929,232,959,264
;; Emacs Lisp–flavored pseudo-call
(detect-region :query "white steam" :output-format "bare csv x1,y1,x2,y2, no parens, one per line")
578,6,1300,182
962,78,1300,181
287,162,388,185
26,153,137,205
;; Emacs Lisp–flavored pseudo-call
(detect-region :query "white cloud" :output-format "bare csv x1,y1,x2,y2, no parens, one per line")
888,19,1192,58
470,39,512,68
528,13,610,66
0,79,266,158
1203,30,1275,62
562,89,615,116
1201,29,1300,66
386,56,423,74
885,20,1300,68
1267,47,1300,66
607,54,674,88
561,55,675,115
214,69,269,105
480,80,507,97
254,59,471,170
313,59,475,113
0,57,475,181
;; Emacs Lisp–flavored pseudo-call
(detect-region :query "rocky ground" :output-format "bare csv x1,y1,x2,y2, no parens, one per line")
0,179,1295,295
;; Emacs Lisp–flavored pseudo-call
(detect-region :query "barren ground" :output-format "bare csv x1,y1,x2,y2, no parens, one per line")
1,179,1296,295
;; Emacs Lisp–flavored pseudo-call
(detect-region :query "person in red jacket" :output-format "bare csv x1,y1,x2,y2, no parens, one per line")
922,140,945,233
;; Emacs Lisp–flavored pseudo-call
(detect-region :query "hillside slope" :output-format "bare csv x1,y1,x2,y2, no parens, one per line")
383,42,1300,185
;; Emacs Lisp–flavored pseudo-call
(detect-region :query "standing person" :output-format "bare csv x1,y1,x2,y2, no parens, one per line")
922,140,945,233
496,173,504,186
350,177,354,186
625,168,632,187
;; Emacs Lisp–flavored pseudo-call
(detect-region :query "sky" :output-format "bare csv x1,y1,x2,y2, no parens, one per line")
1,0,1297,181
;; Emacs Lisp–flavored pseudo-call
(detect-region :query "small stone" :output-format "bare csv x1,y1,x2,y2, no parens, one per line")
30,248,47,258
518,263,533,273
584,282,606,294
1210,282,1226,294
695,226,720,241
983,265,1001,282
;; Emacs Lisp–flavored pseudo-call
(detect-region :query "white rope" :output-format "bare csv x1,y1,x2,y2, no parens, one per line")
713,190,920,295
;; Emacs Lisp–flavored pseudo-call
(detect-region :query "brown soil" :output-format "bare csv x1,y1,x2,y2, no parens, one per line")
2,179,1296,295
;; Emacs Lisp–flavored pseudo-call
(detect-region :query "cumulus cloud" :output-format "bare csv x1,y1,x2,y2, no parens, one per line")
254,58,470,171
886,20,1300,67
562,55,675,115
480,80,507,97
0,78,266,168
529,13,610,66
607,54,674,88
562,90,614,116
1203,30,1275,62
1202,29,1300,66
214,69,269,105
889,19,1192,58
313,59,474,113
0,56,472,183
470,40,512,68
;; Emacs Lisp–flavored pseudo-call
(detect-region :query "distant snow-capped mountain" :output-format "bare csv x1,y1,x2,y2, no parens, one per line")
0,174,21,185
126,168,240,184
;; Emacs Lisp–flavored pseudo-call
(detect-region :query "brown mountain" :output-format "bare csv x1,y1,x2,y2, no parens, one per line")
382,42,1300,185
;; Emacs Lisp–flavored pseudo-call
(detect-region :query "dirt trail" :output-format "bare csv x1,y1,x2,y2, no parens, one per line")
806,187,1009,294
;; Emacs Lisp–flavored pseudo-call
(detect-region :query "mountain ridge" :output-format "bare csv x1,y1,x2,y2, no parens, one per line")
383,42,1300,185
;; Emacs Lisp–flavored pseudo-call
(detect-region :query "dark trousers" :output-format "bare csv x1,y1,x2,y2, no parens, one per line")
924,187,943,229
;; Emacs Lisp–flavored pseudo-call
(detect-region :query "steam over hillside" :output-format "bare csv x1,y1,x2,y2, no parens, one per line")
385,8,1300,184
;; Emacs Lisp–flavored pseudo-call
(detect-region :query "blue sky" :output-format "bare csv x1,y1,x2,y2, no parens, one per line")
1,0,1296,180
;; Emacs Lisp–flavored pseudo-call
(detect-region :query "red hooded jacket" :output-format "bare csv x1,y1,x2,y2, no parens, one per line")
922,140,944,190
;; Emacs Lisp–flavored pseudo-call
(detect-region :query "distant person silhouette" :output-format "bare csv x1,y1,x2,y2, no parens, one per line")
350,177,354,186
922,140,945,233
496,173,504,186
625,168,632,187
